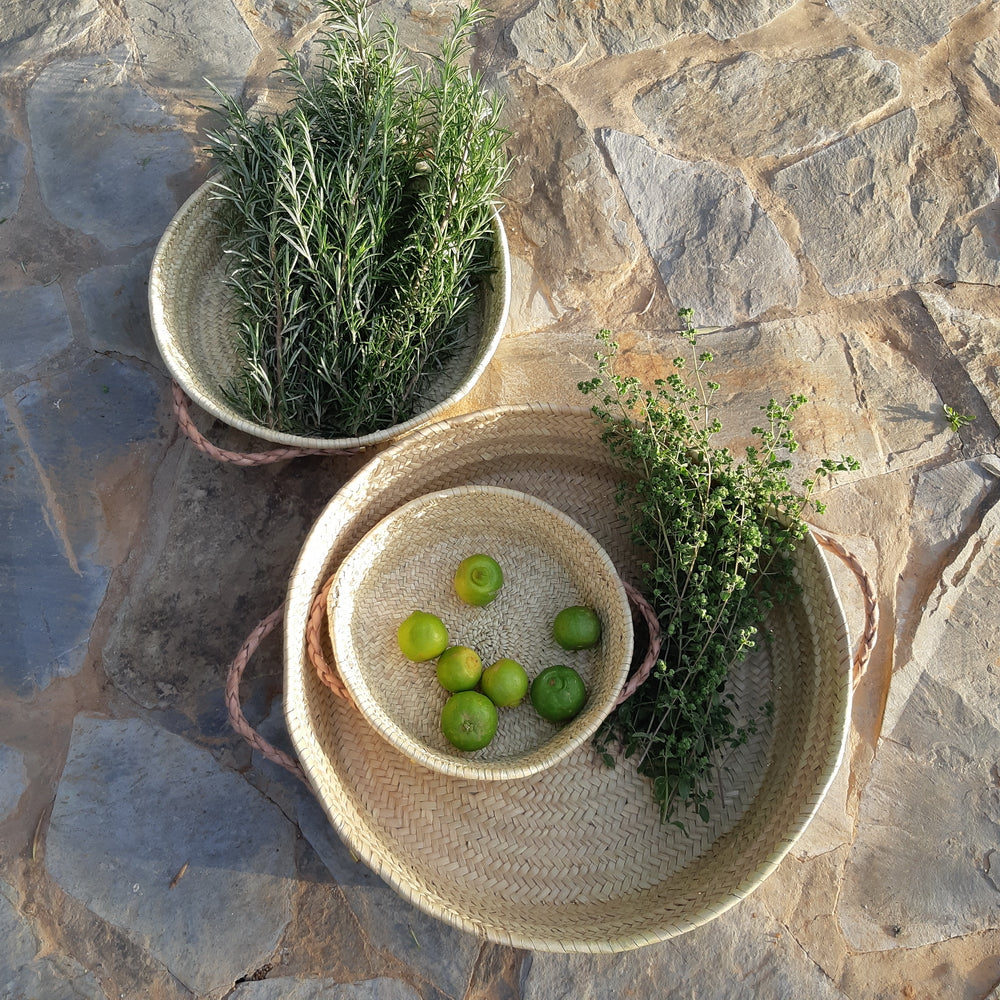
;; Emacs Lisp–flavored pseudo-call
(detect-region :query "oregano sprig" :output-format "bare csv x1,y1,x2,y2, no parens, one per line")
580,310,859,824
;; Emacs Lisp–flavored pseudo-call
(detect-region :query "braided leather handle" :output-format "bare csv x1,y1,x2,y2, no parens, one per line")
227,529,878,778
812,526,880,687
227,580,661,779
305,576,354,705
304,575,661,707
172,382,360,465
225,607,308,783
615,582,662,705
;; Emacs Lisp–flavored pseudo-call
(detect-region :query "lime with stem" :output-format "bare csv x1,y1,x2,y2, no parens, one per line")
454,554,504,606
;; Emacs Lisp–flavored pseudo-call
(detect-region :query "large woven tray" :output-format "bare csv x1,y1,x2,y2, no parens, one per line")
283,403,854,952
149,180,511,452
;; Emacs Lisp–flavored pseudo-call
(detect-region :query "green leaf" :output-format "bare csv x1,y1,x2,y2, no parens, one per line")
585,314,848,829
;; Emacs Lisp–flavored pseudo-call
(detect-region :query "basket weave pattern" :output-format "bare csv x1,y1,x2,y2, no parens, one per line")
328,485,634,780
283,404,852,952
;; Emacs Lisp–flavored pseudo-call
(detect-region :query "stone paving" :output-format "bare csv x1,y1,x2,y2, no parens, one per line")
1,0,1000,998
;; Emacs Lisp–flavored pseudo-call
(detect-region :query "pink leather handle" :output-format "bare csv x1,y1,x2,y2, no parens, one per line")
172,382,358,465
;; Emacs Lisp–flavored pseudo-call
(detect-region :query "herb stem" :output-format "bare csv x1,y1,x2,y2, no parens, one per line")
204,0,509,437
581,319,859,822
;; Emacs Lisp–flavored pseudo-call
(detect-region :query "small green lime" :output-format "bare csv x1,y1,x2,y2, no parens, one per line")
440,691,498,751
453,554,504,606
396,610,449,661
436,645,483,692
552,605,602,651
530,664,588,723
479,657,530,708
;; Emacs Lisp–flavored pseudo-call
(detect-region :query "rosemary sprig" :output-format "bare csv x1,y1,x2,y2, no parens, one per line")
580,312,859,824
204,0,509,437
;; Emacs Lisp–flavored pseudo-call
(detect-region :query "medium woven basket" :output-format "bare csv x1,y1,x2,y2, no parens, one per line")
148,180,511,451
327,484,635,780
283,403,854,952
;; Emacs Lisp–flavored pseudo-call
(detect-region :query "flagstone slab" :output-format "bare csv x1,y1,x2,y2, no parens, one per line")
837,328,953,473
26,49,194,249
827,0,983,51
0,285,74,378
0,356,161,695
522,897,846,999
251,0,318,37
621,311,948,481
972,33,1000,103
0,880,37,986
371,0,464,53
0,879,109,999
501,75,637,307
602,129,801,326
504,257,569,332
232,977,421,1000
0,108,27,220
46,715,298,995
509,0,797,72
838,930,1000,1000
633,47,900,159
739,321,872,470
125,0,260,98
920,290,1000,425
0,399,108,694
906,459,997,592
0,744,27,820
509,0,674,73
77,250,159,366
773,96,1000,295
0,0,101,73
296,791,483,1000
837,507,1000,951
101,447,360,713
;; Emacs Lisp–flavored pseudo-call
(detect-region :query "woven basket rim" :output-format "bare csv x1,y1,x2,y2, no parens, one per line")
149,179,511,450
283,402,854,951
327,483,635,781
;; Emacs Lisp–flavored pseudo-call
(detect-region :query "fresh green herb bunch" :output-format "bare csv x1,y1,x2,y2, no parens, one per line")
205,0,509,437
943,403,975,432
579,310,859,825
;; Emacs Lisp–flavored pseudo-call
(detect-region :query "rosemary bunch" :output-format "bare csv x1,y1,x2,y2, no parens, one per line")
580,312,859,824
205,0,509,437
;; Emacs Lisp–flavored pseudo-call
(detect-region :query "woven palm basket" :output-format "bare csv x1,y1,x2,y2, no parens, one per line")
283,403,853,952
148,180,511,451
328,485,634,780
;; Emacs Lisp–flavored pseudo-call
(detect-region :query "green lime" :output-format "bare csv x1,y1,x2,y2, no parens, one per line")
396,610,449,661
440,691,498,751
479,657,529,708
453,553,504,606
435,645,483,692
530,664,588,723
552,605,602,650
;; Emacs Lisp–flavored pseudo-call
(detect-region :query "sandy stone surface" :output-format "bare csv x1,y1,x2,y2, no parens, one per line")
633,47,901,159
602,129,803,325
1,0,999,997
774,96,1000,295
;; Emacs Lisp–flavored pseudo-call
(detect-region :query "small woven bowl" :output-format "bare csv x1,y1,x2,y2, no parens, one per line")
326,485,634,780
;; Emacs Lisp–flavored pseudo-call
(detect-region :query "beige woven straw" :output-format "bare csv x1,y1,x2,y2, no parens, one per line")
328,485,634,780
148,180,511,451
282,403,855,952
